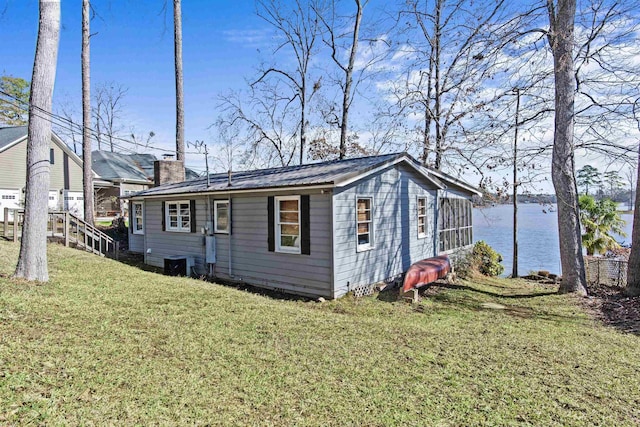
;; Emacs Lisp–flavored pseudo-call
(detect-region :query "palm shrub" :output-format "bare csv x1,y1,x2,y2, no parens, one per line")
578,195,626,256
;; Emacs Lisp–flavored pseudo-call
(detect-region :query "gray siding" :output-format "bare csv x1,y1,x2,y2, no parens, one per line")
128,200,145,253
212,191,333,298
143,197,209,273
332,164,437,298
139,191,333,298
129,233,144,253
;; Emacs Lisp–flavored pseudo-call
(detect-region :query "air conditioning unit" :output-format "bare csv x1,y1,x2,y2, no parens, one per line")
164,255,194,277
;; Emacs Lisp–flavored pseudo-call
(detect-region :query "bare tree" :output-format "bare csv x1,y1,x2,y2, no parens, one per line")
82,0,94,224
174,0,184,161
55,99,81,153
547,0,587,295
325,0,363,159
93,81,127,152
389,0,531,171
252,0,324,165
15,0,61,282
218,85,299,168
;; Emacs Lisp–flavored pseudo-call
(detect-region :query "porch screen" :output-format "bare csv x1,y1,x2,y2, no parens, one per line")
438,198,472,252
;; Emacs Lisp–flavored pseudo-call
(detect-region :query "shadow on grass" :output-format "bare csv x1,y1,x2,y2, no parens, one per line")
437,283,558,299
425,284,591,325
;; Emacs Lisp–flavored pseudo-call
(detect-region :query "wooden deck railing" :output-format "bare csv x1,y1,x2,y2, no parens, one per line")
2,208,118,259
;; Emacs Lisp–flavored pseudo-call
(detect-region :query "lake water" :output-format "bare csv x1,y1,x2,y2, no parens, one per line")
473,204,634,277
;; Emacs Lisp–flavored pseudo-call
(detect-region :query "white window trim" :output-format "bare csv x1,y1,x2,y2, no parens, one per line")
275,195,301,254
165,200,191,233
356,195,374,252
132,202,144,235
214,200,230,234
417,196,428,239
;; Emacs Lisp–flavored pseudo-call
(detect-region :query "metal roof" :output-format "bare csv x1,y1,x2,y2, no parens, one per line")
92,150,156,182
0,126,27,151
132,153,453,198
92,150,201,183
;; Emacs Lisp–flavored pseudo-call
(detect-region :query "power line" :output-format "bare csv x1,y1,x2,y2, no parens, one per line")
0,89,204,156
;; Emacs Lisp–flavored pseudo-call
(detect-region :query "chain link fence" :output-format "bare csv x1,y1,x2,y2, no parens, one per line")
585,257,628,287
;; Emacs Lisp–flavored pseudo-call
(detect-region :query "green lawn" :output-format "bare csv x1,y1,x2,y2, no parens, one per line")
0,241,639,426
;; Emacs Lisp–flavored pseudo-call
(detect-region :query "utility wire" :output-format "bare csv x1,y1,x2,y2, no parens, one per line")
0,89,204,156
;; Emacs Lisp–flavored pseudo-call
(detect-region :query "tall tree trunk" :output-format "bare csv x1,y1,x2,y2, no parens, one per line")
512,88,520,278
421,56,434,165
547,0,587,295
338,0,362,160
300,73,306,165
82,0,94,224
433,0,442,170
15,0,61,282
174,0,185,161
626,144,640,296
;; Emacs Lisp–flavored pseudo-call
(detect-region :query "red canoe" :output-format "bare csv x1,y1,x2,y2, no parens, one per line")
402,255,451,293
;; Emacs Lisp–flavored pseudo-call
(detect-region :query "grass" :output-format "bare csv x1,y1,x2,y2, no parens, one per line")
1,241,639,425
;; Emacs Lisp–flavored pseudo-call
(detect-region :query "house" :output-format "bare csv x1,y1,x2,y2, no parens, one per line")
0,126,85,220
92,151,200,217
127,153,480,299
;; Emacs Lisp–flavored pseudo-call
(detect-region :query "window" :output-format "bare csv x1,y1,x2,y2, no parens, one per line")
214,200,229,233
165,201,191,232
49,148,55,164
417,197,427,238
356,197,373,251
132,202,144,234
438,198,473,252
2,195,16,200
275,196,300,253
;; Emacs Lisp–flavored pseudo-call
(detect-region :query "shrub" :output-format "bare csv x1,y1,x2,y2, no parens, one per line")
471,241,504,277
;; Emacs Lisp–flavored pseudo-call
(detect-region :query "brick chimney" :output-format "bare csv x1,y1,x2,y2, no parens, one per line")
154,160,185,186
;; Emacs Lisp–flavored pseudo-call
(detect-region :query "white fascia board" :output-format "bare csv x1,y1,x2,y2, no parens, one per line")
427,168,482,196
127,183,334,201
51,132,85,168
335,155,444,190
0,135,27,153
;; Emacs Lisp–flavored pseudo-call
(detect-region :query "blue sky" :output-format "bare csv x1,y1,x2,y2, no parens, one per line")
0,0,274,173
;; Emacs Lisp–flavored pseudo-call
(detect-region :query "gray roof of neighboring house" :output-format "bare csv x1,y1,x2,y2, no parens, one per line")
130,152,479,198
92,150,202,183
92,150,157,182
0,126,28,151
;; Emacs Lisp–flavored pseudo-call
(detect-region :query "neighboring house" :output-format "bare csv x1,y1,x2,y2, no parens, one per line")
128,153,480,299
92,151,200,217
0,126,85,220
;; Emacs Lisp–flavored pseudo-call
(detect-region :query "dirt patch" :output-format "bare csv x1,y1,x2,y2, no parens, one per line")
582,284,640,335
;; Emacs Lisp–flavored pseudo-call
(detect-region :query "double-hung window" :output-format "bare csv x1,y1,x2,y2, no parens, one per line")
166,201,191,232
132,202,144,234
275,196,300,253
214,200,230,233
356,197,373,251
417,197,427,238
